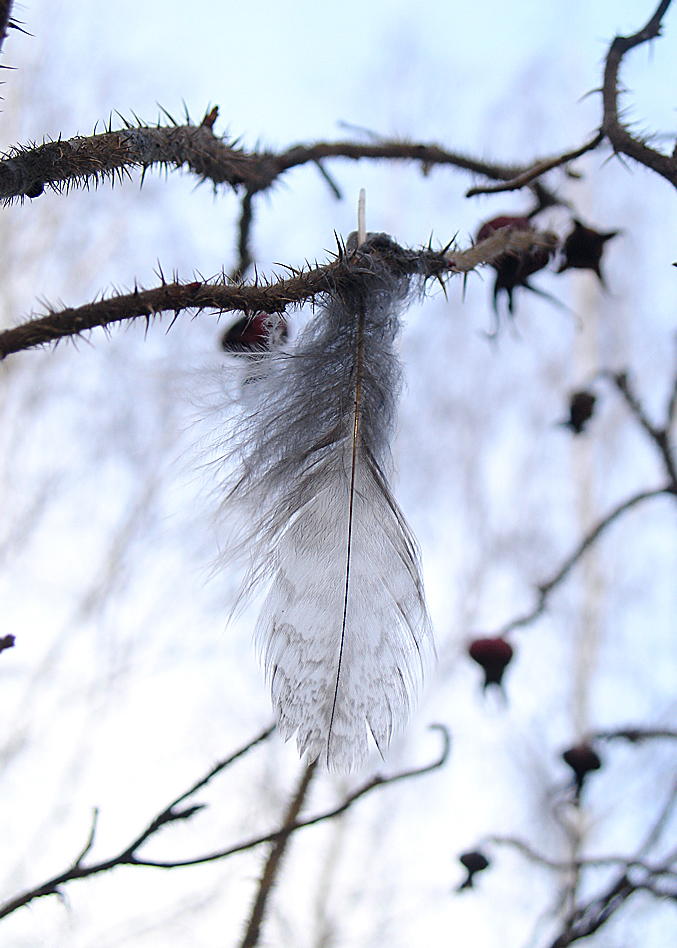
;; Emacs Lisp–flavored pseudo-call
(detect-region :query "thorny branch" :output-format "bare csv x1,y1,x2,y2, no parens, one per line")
602,0,677,188
0,227,556,360
466,133,604,198
0,119,553,205
0,724,449,920
0,0,16,57
239,761,318,948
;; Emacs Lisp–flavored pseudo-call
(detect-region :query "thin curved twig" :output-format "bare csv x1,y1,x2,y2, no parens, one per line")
0,725,276,920
496,485,675,637
609,371,677,487
601,0,677,188
466,132,604,197
485,835,677,876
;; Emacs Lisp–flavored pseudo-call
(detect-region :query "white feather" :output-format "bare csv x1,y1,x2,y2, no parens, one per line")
220,234,435,772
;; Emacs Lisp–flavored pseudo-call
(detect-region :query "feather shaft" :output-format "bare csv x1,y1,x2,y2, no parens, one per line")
219,235,435,772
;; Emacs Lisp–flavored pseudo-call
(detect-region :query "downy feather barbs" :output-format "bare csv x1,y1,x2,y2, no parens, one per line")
220,233,436,772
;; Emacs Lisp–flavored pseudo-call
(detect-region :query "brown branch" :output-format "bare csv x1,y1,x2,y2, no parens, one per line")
0,725,276,920
486,836,677,876
239,761,318,948
466,132,604,197
0,229,556,360
129,724,450,870
0,121,558,205
497,486,675,637
601,0,677,188
231,187,255,282
610,371,677,487
0,725,448,919
0,0,15,57
0,115,280,202
593,727,677,743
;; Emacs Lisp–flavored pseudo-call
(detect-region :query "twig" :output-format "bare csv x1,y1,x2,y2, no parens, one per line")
230,187,255,282
548,873,635,948
486,835,677,876
0,229,555,360
239,761,318,948
129,723,450,869
0,633,15,653
466,133,604,197
593,727,677,742
610,371,677,487
601,0,677,189
496,486,675,637
0,725,276,920
0,725,449,919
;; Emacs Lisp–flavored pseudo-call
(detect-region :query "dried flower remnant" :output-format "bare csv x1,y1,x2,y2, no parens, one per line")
457,850,490,891
562,742,602,799
557,219,618,285
562,390,597,435
476,215,554,316
468,637,514,691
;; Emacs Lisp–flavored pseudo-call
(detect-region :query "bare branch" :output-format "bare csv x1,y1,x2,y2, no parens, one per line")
231,187,256,282
131,723,450,870
610,370,677,487
593,727,677,742
0,230,556,360
0,634,15,653
601,0,677,188
486,835,677,876
0,725,276,920
497,486,675,637
0,725,448,919
466,132,604,197
239,761,318,948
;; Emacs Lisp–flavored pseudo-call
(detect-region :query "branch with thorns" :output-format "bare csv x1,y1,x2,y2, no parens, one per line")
0,227,556,360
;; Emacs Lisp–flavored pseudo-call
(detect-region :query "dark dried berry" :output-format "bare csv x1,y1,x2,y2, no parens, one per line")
476,215,553,316
457,850,490,890
562,743,602,799
468,637,514,690
25,182,44,199
557,219,618,285
562,390,596,435
0,634,15,653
